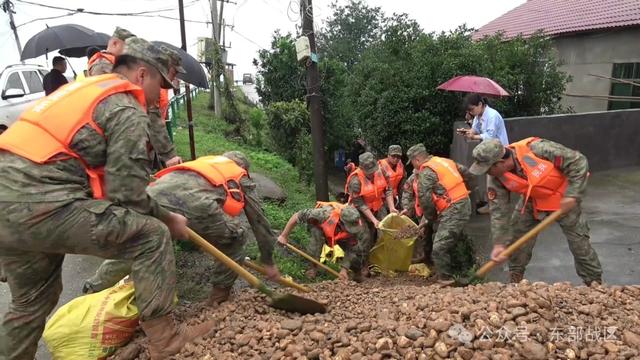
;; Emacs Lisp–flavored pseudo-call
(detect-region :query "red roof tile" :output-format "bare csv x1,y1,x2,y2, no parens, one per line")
473,0,640,40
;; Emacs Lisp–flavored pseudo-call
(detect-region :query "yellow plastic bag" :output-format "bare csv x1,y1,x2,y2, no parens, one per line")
320,243,345,264
43,282,140,360
368,214,417,272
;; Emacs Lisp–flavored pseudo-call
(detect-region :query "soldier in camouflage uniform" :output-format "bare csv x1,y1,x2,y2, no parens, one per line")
345,152,397,274
84,151,281,305
88,27,136,76
0,38,211,360
149,46,185,169
470,138,603,285
400,169,435,266
407,144,474,280
277,204,371,282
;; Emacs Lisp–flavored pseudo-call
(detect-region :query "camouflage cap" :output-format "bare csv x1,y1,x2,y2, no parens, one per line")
160,45,187,75
406,143,427,164
223,151,250,170
470,139,505,175
358,152,379,175
123,37,173,89
112,27,136,41
340,206,362,234
388,145,402,156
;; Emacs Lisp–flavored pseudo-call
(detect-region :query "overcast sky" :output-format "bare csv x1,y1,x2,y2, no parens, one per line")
0,0,525,83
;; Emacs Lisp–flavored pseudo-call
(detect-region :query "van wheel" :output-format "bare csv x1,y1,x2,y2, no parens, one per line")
0,126,7,135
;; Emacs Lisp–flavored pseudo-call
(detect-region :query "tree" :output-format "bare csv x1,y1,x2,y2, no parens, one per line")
317,0,385,70
254,32,305,105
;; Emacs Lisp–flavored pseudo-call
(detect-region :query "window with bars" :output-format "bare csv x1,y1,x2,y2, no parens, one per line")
608,63,640,110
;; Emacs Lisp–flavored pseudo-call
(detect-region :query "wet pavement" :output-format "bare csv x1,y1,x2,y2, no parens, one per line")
470,166,640,285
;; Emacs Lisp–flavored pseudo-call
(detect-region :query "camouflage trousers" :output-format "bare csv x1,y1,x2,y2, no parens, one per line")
431,198,472,278
508,199,603,283
364,206,389,252
0,199,175,360
85,211,247,293
307,227,372,272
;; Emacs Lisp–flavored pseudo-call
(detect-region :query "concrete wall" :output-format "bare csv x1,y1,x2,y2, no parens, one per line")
451,108,640,172
554,27,640,113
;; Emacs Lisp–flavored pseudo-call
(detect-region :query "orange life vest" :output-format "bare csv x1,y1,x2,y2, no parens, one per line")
378,158,404,196
345,168,388,212
87,51,116,70
0,74,146,199
414,156,469,214
498,137,569,217
410,176,424,218
154,156,248,216
314,201,353,246
158,89,169,120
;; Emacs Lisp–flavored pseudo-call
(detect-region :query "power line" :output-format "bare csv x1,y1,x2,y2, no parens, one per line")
15,0,195,15
230,27,267,50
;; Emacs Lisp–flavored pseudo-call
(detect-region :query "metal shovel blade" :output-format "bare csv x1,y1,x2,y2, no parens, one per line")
269,293,327,314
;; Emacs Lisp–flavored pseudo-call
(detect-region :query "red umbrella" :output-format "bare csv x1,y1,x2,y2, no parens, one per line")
437,75,510,97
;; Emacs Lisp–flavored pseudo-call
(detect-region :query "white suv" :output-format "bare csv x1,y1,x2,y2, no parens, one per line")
0,64,48,134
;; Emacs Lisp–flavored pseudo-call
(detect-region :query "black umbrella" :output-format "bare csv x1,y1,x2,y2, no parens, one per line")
152,41,209,89
58,32,110,58
21,24,101,61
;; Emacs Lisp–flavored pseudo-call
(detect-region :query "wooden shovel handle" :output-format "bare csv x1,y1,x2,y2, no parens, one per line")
244,259,312,293
475,210,564,278
283,243,341,278
187,228,263,289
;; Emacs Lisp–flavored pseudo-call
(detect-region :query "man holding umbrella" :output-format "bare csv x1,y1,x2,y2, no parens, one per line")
88,26,136,76
0,38,211,359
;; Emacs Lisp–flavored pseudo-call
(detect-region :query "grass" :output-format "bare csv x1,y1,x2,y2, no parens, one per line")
170,93,323,282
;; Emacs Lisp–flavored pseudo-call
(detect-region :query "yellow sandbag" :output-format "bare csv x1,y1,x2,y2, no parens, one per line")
368,214,417,272
320,243,345,264
43,282,140,360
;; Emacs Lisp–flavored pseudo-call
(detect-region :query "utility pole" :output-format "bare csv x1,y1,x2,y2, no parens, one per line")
178,0,196,160
301,0,329,201
2,0,23,61
208,0,222,117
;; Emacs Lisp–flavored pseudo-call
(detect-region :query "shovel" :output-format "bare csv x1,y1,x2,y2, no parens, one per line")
187,228,326,314
454,209,564,287
281,242,341,278
243,258,312,293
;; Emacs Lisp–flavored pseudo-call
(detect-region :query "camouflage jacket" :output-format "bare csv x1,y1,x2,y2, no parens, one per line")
401,171,418,218
346,168,393,213
0,76,169,221
147,171,276,265
488,139,589,244
415,157,475,219
88,57,114,76
148,105,177,164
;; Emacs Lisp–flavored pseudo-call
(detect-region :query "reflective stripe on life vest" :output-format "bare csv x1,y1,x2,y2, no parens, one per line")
155,155,248,216
0,74,147,199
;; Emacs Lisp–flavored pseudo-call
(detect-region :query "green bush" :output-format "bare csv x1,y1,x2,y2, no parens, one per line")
264,100,313,183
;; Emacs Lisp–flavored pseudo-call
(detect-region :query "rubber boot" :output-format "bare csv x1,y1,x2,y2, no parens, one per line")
510,272,524,284
585,278,602,287
207,286,231,306
140,315,214,359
